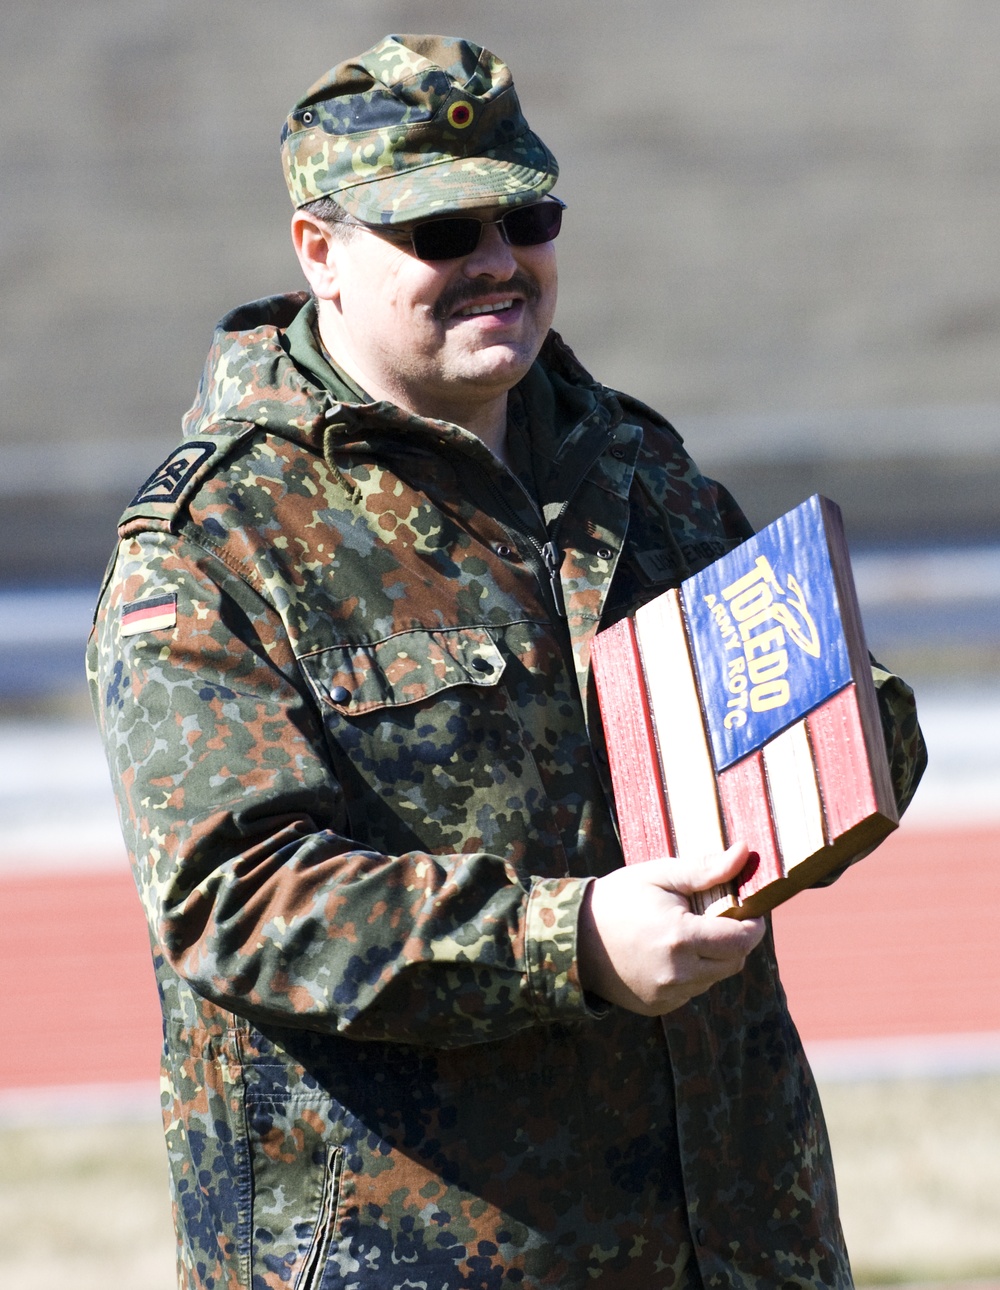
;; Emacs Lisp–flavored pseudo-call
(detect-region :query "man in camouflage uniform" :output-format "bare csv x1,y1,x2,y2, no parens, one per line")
88,34,925,1290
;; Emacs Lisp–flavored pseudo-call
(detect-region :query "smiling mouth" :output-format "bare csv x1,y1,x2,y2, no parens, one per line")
454,298,517,318
433,271,540,322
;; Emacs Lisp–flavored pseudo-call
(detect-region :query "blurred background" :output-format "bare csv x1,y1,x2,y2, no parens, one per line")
1,2,998,1286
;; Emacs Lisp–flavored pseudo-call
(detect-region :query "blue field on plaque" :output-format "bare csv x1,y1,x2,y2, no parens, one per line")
681,496,852,771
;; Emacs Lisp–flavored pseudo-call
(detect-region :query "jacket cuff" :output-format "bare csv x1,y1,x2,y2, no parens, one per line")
524,876,603,1020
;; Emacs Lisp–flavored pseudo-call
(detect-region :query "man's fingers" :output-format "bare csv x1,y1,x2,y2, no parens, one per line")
690,912,766,960
640,841,752,897
627,843,766,959
580,852,767,1014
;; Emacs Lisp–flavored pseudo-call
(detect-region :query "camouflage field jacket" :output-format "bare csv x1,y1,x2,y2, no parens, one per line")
88,293,924,1290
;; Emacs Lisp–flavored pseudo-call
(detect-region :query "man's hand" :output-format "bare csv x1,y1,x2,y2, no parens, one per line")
577,843,766,1015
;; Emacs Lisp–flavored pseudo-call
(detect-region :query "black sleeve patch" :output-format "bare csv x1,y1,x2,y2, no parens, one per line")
129,442,216,507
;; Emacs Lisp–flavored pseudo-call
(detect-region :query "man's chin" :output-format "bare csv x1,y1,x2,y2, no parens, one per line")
450,342,542,389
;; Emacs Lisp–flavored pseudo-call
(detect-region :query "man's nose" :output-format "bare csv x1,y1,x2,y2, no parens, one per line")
461,219,519,278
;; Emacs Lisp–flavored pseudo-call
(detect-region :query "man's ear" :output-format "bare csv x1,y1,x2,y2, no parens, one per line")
291,211,341,301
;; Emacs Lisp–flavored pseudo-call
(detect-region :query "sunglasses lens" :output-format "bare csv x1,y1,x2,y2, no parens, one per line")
410,219,482,261
407,201,565,260
503,202,564,246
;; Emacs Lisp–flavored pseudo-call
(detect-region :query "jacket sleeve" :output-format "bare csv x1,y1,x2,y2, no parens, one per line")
871,660,927,816
88,528,595,1048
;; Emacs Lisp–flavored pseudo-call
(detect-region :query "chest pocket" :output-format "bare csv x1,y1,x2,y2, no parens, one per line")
299,626,507,716
297,627,534,859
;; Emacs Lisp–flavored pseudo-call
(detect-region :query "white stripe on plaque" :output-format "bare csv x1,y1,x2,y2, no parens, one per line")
762,720,826,872
635,589,725,856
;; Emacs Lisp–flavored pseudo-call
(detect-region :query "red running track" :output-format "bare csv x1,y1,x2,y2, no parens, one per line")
773,821,1000,1039
1,822,998,1091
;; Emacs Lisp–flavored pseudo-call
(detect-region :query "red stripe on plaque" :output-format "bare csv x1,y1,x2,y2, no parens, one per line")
717,750,783,897
591,617,674,865
807,683,880,840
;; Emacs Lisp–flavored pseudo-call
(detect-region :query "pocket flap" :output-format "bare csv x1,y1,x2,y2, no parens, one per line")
301,627,506,715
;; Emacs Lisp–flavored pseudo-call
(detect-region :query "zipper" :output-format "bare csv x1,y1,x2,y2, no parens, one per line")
470,418,620,623
470,460,567,620
540,539,566,618
295,1145,343,1290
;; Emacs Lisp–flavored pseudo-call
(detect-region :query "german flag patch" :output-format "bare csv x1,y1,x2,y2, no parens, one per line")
121,593,177,637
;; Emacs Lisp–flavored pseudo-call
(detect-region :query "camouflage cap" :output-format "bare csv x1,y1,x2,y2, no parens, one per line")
280,34,558,224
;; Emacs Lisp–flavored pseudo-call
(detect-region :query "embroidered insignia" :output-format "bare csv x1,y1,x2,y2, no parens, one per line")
129,443,214,507
121,593,177,637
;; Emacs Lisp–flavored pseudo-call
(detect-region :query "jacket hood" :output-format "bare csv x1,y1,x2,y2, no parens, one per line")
181,292,332,449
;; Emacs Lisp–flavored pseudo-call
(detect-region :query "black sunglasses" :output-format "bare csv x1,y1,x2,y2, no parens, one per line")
360,198,566,261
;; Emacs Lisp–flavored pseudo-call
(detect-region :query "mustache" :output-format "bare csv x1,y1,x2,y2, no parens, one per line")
432,271,541,322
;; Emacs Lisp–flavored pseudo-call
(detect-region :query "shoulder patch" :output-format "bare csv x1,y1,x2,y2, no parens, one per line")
129,442,215,507
118,425,253,535
121,592,177,637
